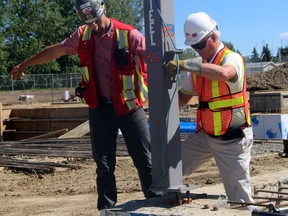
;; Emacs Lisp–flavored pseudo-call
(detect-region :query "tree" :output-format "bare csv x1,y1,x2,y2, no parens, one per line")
178,48,197,60
236,49,242,55
250,47,260,62
1,0,144,76
222,41,242,55
2,0,78,75
279,46,288,56
261,44,273,62
0,2,8,74
105,0,144,32
223,41,235,52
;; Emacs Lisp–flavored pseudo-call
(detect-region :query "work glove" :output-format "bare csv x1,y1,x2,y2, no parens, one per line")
164,60,184,76
75,86,87,98
164,57,202,76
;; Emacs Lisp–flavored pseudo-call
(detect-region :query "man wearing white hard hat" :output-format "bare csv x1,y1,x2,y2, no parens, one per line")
165,12,255,210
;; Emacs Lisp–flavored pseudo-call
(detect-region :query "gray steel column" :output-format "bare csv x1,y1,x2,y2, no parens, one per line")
144,0,183,190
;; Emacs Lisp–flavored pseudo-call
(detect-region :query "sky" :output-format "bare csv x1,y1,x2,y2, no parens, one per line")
172,0,288,57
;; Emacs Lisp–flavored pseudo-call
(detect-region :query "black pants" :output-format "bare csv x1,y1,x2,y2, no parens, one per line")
88,100,153,210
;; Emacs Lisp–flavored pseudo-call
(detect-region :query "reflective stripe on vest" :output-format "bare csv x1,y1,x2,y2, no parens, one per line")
208,94,245,111
116,29,129,49
134,55,148,101
80,26,92,83
80,66,89,83
115,29,148,110
82,26,92,41
122,75,137,110
211,49,230,135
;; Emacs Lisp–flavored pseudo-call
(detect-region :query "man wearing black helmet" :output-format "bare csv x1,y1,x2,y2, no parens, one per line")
9,0,156,211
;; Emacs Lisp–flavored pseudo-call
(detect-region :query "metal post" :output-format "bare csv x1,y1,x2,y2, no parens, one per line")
144,0,195,193
33,74,36,89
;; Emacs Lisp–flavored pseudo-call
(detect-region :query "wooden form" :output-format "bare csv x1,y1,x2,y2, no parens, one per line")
0,103,12,142
21,128,68,141
250,91,288,113
2,104,88,141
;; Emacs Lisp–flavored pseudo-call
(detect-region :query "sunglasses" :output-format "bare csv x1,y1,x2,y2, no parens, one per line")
191,35,212,50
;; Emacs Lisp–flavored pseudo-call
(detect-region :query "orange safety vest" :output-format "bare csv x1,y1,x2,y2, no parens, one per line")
77,18,148,116
192,47,251,136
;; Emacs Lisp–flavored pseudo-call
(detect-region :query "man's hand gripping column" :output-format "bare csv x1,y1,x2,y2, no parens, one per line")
164,57,202,76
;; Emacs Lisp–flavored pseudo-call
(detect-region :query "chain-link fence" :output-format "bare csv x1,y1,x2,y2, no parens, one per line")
0,73,82,91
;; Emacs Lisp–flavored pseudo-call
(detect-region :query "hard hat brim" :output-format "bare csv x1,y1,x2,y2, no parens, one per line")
184,29,214,46
185,38,201,46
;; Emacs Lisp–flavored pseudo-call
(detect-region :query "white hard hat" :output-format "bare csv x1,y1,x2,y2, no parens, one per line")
184,12,217,46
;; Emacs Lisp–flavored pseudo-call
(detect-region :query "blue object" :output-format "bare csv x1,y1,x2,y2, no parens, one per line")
146,121,196,134
180,121,196,133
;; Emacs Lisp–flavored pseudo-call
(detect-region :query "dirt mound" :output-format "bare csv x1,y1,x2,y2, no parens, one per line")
247,63,288,91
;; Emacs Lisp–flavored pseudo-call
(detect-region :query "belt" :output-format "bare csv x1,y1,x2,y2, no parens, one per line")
208,123,250,141
198,101,209,109
221,127,244,140
98,96,113,103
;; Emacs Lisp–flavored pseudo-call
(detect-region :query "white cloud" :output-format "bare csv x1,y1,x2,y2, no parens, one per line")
279,32,288,39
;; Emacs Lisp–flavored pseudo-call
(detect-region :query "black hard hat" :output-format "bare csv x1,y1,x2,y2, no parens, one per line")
75,0,105,24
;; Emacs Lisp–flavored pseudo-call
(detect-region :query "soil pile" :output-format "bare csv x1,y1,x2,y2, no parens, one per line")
247,63,288,91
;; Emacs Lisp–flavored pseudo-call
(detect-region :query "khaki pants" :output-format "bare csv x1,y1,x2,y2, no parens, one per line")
182,127,255,207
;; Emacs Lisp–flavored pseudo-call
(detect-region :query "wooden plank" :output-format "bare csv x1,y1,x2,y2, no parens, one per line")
0,147,128,158
0,148,93,158
2,109,12,120
0,137,92,146
0,144,92,153
6,118,87,122
21,128,69,141
0,142,92,149
0,104,11,141
0,157,80,170
58,120,90,139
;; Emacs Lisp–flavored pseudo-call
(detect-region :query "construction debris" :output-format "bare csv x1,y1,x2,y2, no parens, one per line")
247,63,288,91
19,95,34,101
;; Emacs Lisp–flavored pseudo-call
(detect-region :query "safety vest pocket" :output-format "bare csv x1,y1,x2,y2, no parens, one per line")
114,49,134,70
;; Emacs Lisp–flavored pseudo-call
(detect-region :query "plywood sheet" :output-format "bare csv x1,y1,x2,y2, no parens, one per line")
58,120,90,139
